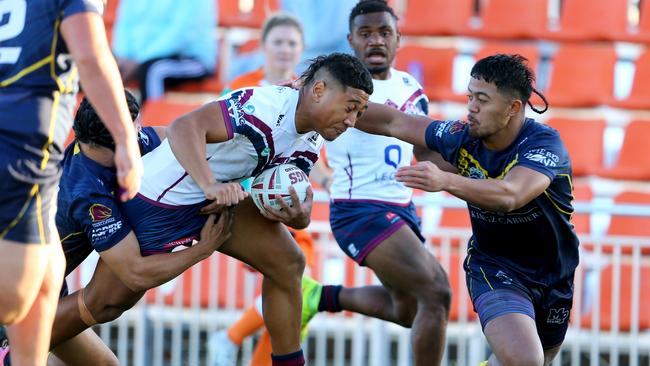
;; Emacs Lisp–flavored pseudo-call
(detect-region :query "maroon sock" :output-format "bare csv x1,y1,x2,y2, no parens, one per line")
318,285,343,312
271,349,305,366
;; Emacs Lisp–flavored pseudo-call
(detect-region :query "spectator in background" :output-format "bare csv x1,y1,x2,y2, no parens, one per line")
112,0,218,102
223,11,304,94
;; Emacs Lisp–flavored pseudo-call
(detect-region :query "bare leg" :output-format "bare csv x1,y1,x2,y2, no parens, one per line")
483,313,544,366
0,239,65,366
217,199,305,356
50,329,118,366
51,259,144,348
339,225,451,366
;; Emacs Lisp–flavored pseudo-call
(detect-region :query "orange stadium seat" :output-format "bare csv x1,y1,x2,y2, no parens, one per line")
140,99,202,126
599,120,650,180
470,0,548,39
545,0,629,41
444,253,477,322
581,263,650,331
545,118,605,177
608,191,650,239
399,0,473,36
394,45,462,102
474,42,540,67
609,50,650,110
545,44,616,107
103,0,119,28
218,0,279,28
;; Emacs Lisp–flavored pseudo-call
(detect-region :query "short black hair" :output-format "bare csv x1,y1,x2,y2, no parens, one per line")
348,0,398,32
471,54,535,102
300,52,374,95
73,89,140,150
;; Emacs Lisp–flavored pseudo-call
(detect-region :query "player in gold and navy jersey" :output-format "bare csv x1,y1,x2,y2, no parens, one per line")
0,1,141,364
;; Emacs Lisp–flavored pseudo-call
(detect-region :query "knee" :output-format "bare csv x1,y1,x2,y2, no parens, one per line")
265,244,305,286
420,267,452,316
0,294,31,324
497,348,544,366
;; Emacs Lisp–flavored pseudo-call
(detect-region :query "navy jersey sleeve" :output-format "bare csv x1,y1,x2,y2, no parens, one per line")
71,192,132,252
60,0,102,19
517,128,571,180
138,126,162,155
424,120,470,165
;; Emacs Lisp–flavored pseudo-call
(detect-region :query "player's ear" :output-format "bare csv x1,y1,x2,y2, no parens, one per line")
347,33,353,46
312,80,326,102
508,99,523,116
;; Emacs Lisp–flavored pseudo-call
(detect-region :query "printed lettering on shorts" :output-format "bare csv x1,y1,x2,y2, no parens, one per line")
88,204,123,241
547,307,570,324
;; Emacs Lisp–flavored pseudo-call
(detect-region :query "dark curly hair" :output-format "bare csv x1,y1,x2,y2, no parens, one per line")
349,0,398,32
73,89,140,150
471,54,548,113
299,52,373,95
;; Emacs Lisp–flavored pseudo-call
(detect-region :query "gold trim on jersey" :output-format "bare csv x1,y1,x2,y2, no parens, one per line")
0,185,39,240
543,173,574,216
457,148,519,180
61,231,83,243
0,56,52,87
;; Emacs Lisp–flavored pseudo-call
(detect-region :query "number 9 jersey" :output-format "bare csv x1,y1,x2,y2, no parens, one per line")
325,69,428,204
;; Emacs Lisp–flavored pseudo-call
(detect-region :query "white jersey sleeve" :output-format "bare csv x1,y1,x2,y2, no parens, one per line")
325,69,428,204
139,86,323,206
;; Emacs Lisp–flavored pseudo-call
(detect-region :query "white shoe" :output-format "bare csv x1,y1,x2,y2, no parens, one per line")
207,330,239,366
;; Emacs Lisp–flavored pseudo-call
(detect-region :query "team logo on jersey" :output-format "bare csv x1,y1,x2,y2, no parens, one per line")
348,243,359,257
524,148,559,167
89,204,112,222
402,77,411,86
306,133,321,148
495,270,513,285
448,121,465,135
547,307,570,324
276,114,285,127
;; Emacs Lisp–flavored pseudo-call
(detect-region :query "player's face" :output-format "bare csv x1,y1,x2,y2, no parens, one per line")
314,85,369,141
262,25,304,76
466,77,515,140
348,12,400,79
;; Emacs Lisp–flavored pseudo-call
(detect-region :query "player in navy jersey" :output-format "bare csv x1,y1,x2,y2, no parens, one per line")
38,90,232,366
0,1,142,364
123,53,373,366
356,54,578,366
307,2,452,365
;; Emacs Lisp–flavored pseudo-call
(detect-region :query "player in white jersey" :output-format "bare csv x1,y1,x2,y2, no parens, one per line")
122,53,373,366
312,2,452,365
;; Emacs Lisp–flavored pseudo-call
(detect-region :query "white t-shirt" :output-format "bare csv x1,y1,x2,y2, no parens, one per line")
325,69,428,204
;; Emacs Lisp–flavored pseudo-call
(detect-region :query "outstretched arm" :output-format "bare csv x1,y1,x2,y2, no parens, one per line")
99,211,233,292
61,12,142,202
397,163,550,212
356,102,432,149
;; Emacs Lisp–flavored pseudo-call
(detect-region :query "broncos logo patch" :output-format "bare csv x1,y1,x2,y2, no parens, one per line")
89,204,112,222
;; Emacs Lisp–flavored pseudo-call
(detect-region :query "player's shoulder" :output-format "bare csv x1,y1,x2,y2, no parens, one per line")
390,68,425,90
523,118,562,141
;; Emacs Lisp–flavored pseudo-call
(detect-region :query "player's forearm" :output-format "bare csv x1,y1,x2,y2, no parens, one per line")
356,102,394,136
76,55,137,146
444,174,521,213
168,117,215,191
126,247,210,292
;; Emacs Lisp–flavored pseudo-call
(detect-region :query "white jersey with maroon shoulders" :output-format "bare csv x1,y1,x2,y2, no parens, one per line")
139,86,323,206
325,68,428,204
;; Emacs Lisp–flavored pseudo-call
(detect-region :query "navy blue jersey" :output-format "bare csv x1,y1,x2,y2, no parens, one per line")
0,0,102,156
424,118,579,285
57,127,161,275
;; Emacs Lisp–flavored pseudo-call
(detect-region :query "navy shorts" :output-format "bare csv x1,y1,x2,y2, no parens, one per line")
330,200,424,265
464,252,574,349
0,147,60,244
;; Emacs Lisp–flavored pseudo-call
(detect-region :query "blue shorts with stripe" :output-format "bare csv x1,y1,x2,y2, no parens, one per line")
329,200,424,265
464,250,574,349
0,95,74,244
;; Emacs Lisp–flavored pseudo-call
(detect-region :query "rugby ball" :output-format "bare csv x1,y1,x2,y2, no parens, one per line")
251,164,311,212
